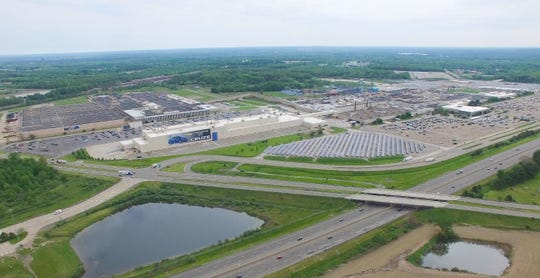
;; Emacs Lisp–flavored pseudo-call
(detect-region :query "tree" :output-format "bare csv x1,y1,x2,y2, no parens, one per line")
468,99,481,106
371,118,384,125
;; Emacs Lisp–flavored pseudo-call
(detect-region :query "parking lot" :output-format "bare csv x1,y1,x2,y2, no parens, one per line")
4,128,141,157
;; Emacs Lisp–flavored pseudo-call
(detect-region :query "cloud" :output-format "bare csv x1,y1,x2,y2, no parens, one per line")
0,0,538,54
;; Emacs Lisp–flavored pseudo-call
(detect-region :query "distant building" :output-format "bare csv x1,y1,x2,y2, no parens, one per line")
6,112,17,122
442,104,490,118
281,89,303,96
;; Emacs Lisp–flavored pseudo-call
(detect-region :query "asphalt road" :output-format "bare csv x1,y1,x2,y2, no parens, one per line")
167,138,540,278
1,138,539,277
174,206,409,278
411,138,540,195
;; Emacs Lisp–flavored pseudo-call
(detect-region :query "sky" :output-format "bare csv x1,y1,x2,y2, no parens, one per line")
1,0,539,55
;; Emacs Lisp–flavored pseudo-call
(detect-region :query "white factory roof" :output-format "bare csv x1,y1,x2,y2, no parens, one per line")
302,117,325,125
124,109,145,120
346,194,448,208
143,113,300,138
481,91,516,98
442,103,489,113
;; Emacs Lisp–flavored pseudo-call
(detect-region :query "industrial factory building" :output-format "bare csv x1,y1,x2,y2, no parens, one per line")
120,112,308,153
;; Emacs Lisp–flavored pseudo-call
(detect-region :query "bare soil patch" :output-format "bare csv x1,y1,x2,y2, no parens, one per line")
323,225,540,278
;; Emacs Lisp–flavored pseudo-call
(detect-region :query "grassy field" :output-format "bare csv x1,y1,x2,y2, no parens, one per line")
329,126,347,134
0,173,118,228
483,173,540,205
229,97,278,111
260,91,300,100
415,208,540,231
230,100,260,111
31,239,84,278
52,96,89,106
264,155,315,163
161,162,186,172
0,257,33,278
202,132,321,157
85,154,183,168
191,134,540,189
8,181,354,278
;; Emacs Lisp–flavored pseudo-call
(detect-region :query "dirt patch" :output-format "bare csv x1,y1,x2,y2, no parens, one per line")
322,225,439,278
323,225,540,278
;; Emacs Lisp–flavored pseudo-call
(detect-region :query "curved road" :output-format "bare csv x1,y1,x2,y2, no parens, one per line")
1,138,539,277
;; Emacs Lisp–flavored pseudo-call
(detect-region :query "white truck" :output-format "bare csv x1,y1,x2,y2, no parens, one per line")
118,170,134,176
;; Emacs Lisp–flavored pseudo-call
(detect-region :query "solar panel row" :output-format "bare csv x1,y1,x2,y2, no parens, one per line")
264,132,426,158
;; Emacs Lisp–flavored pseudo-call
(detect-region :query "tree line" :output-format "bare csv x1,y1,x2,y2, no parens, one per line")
2,47,539,109
463,149,540,199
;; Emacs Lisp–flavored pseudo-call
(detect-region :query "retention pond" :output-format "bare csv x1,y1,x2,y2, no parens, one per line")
421,241,509,276
71,203,264,278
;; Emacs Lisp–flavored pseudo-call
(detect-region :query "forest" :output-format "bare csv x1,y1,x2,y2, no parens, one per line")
1,47,539,108
0,153,113,226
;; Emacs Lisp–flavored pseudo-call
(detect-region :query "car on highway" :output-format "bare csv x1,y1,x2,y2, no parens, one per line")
53,209,63,215
457,169,464,174
276,256,283,260
327,236,333,239
297,236,303,241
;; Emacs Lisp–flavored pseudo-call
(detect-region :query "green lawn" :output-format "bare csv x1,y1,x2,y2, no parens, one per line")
264,155,315,163
260,91,299,100
85,154,183,168
191,149,489,189
202,132,321,157
0,257,33,278
329,126,347,134
230,100,259,111
229,97,276,111
191,133,540,190
161,162,186,173
483,173,540,205
414,208,540,231
30,239,84,278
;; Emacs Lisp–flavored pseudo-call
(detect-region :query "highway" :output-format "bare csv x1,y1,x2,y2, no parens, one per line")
174,206,410,278
169,138,540,278
0,137,539,277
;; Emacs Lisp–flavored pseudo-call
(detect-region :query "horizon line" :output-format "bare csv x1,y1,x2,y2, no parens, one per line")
2,45,540,57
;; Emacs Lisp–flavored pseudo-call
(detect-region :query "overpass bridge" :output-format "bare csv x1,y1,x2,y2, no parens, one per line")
347,189,460,208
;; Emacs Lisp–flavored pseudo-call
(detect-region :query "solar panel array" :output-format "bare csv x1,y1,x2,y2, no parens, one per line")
264,132,426,158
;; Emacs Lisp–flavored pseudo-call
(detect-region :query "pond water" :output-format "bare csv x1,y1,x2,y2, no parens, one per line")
421,241,509,276
71,203,264,278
